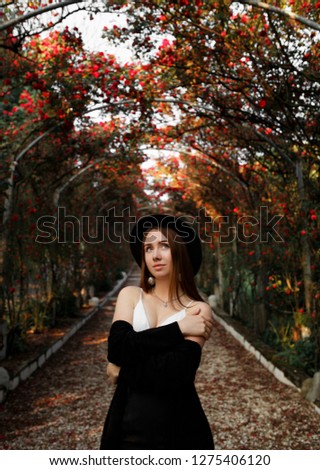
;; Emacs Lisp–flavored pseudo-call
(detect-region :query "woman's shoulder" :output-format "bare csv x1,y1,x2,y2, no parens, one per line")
118,285,141,299
112,286,141,323
119,285,141,293
187,299,213,317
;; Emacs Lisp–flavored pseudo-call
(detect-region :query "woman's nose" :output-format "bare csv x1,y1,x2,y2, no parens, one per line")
152,247,161,260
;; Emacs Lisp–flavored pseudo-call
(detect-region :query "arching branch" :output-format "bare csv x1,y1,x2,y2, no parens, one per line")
53,157,106,206
1,0,319,34
0,0,85,32
238,0,320,32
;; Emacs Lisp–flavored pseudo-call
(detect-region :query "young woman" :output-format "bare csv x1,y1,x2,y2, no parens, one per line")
100,214,215,450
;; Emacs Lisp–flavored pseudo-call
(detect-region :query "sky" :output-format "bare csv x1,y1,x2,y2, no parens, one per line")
59,7,132,62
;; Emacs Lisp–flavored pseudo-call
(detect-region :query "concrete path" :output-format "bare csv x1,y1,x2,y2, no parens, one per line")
0,267,319,450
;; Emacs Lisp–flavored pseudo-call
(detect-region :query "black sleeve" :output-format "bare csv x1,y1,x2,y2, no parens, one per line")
107,319,185,366
120,339,202,391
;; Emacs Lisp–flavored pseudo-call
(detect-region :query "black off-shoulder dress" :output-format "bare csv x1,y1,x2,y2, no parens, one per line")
100,320,214,450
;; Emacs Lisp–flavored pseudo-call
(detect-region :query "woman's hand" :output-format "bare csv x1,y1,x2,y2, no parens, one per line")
106,362,121,385
178,304,213,340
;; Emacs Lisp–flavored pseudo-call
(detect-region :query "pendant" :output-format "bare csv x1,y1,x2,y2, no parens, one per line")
164,302,168,308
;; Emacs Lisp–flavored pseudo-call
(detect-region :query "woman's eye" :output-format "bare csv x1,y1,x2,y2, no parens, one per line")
161,243,170,249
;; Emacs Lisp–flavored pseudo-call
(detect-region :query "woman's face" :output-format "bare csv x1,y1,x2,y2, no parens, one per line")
143,229,173,280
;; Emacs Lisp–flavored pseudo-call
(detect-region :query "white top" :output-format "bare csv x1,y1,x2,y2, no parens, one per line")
133,288,193,332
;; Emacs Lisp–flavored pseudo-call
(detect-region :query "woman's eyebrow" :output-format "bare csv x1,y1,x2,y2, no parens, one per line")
144,239,155,246
144,238,168,245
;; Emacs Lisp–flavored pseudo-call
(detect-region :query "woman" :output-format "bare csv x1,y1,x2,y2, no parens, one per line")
100,214,215,450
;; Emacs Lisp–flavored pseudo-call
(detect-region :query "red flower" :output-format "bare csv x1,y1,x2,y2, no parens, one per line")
300,230,307,236
258,99,267,108
161,38,171,48
128,69,137,79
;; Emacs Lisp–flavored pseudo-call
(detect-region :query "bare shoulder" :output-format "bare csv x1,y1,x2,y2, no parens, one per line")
188,300,213,318
203,303,214,320
113,286,140,323
199,301,213,317
118,285,140,299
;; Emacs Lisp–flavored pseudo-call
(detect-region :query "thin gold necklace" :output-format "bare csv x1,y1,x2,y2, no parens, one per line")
152,291,180,308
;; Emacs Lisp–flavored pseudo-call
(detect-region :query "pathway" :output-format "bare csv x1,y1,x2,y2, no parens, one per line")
0,268,319,449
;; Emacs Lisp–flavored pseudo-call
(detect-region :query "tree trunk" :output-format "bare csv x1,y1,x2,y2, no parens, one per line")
295,158,313,316
215,238,224,310
253,244,267,334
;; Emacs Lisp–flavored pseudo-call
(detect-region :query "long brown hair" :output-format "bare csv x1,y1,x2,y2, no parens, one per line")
140,227,203,307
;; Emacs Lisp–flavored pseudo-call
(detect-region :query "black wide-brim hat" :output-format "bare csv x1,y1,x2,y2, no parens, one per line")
129,214,202,275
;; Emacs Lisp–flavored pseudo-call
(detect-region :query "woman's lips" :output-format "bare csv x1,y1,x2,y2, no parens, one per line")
153,264,165,269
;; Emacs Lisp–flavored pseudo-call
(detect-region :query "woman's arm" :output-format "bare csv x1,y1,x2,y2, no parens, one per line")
120,339,202,391
108,287,185,365
108,319,185,365
107,288,213,366
117,304,214,390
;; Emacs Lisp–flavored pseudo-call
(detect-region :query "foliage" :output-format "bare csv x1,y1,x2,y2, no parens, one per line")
265,318,317,377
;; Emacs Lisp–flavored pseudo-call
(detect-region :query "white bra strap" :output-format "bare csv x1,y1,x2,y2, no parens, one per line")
186,299,194,308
